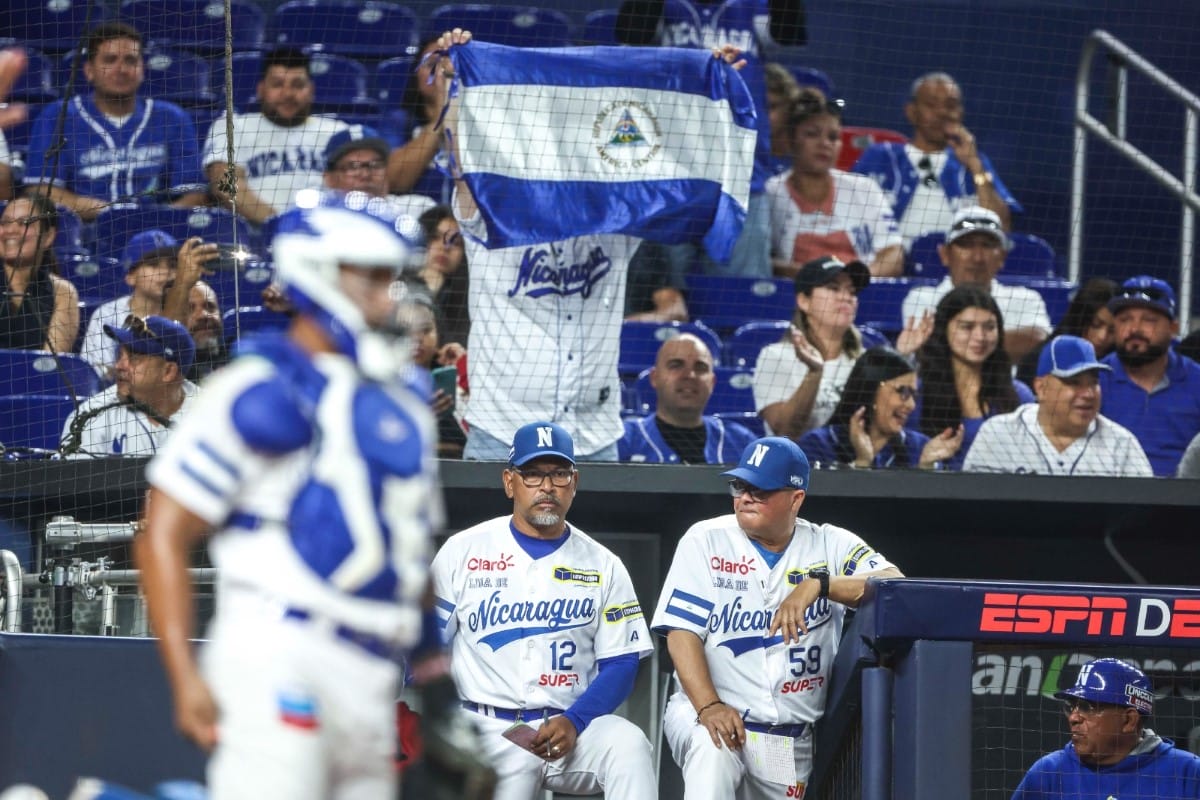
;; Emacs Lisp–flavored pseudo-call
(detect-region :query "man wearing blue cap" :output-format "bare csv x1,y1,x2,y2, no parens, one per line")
431,421,657,798
60,314,198,457
1098,275,1200,476
652,436,902,798
1012,657,1200,798
964,335,1152,476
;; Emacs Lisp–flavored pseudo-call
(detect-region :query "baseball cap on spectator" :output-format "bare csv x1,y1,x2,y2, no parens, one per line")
945,206,1010,250
103,314,196,373
508,421,576,466
1037,335,1111,379
1107,275,1177,320
722,436,810,491
323,125,390,170
793,255,870,295
122,229,178,272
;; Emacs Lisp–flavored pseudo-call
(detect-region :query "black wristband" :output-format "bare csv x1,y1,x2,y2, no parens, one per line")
810,570,830,599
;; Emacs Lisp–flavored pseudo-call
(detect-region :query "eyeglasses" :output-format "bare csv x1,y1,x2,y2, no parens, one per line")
511,467,576,488
727,479,784,503
334,159,386,174
917,156,939,188
790,95,844,124
1117,287,1168,304
1061,698,1124,717
0,215,44,228
950,216,1004,237
883,382,917,401
123,314,160,341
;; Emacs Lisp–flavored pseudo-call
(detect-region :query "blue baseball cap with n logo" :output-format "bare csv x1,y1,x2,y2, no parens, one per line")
508,421,576,466
722,436,809,490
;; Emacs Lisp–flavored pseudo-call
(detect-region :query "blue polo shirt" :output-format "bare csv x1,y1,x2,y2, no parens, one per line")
1098,350,1200,476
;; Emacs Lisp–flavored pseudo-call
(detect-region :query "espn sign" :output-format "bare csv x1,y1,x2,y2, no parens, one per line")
980,593,1200,640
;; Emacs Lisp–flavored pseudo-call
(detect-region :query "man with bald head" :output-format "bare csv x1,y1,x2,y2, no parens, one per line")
619,334,755,464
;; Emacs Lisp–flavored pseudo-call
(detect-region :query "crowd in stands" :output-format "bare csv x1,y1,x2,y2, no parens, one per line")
1,9,1199,480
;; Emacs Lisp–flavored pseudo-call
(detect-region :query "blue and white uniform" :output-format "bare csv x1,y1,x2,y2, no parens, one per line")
619,413,756,464
23,94,205,203
652,515,895,799
61,381,199,458
146,333,438,799
431,516,655,800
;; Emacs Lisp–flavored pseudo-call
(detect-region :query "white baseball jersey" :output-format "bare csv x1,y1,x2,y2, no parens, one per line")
203,112,348,215
963,403,1153,477
457,200,639,455
651,514,895,725
766,169,900,267
80,295,131,373
60,381,199,458
432,516,652,710
752,343,857,433
901,277,1050,333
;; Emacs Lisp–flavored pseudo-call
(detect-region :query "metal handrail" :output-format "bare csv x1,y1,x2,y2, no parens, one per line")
1071,29,1199,331
1,550,23,633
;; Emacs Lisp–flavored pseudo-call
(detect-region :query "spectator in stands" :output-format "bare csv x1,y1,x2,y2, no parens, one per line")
615,0,808,278
0,130,16,201
386,35,453,203
1012,657,1200,799
753,256,871,438
624,241,689,323
620,334,755,464
764,62,801,175
900,206,1050,362
59,314,198,458
852,72,1021,246
323,124,435,219
183,280,228,381
398,292,466,458
1178,431,1200,479
0,192,80,353
1098,275,1200,477
913,286,1034,470
408,204,470,348
798,346,962,469
1015,277,1118,386
23,23,206,221
964,335,1152,477
204,47,348,226
767,90,903,278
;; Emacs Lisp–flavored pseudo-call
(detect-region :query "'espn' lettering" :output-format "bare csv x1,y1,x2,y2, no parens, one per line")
979,593,1128,636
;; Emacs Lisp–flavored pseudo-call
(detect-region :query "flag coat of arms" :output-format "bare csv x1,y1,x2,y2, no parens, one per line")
447,41,758,262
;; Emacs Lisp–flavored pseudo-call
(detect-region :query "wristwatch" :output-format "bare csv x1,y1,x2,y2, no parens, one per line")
972,171,994,188
808,567,830,599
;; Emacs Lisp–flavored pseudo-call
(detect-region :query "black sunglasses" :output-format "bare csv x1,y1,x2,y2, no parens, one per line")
1118,286,1168,303
123,314,160,341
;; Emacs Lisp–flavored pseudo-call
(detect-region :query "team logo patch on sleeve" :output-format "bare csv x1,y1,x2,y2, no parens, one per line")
665,589,713,628
603,602,643,623
553,566,602,585
788,562,829,585
842,546,876,575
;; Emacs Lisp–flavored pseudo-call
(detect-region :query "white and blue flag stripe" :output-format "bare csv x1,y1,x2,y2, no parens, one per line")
448,42,757,262
664,588,714,628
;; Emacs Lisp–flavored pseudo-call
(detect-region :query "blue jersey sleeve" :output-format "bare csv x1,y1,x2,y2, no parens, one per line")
23,101,68,188
166,104,205,195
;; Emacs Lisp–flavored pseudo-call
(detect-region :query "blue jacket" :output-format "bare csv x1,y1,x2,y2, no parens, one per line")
618,414,755,464
1098,349,1200,476
1012,737,1200,800
798,424,932,469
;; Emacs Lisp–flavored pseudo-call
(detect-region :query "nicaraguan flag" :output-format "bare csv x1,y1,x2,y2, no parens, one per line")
447,41,757,262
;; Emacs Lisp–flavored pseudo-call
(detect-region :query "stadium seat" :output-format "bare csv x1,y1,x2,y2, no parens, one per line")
119,0,266,55
428,4,573,49
632,365,754,416
686,275,796,335
0,350,101,397
50,205,87,258
9,49,58,104
907,232,945,278
215,51,265,113
0,394,77,451
724,320,789,369
270,0,419,59
837,126,907,172
909,231,1061,279
714,411,765,438
308,53,380,115
62,255,125,305
206,258,275,310
579,9,618,45
858,277,929,338
619,320,722,377
0,0,107,53
374,56,414,107
222,306,290,345
143,48,217,107
92,204,259,262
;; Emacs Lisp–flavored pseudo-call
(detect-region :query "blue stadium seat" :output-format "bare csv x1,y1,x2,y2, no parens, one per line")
619,320,722,377
0,0,107,53
858,277,928,338
374,56,414,107
0,350,101,397
119,0,265,55
92,204,259,262
1001,277,1075,325
632,365,755,416
3,106,38,161
222,305,290,345
686,275,795,335
429,4,573,48
270,0,419,59
62,255,125,305
49,204,87,257
579,9,618,45
215,51,264,113
10,49,58,104
206,259,275,311
714,411,765,439
725,319,788,369
0,394,77,451
143,48,217,107
907,232,945,278
308,53,379,115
